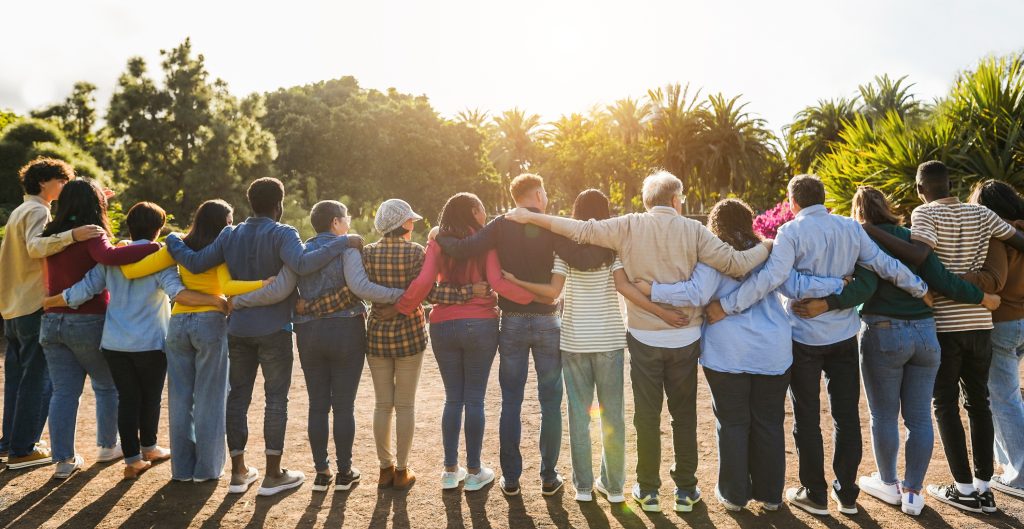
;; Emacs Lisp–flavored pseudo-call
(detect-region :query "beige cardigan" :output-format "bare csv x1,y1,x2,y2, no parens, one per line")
549,206,770,332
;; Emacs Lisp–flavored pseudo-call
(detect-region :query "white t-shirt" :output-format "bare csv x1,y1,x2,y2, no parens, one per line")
553,256,628,353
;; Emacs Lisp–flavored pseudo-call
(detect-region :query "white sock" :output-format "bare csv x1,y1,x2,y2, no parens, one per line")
974,478,990,493
956,482,976,495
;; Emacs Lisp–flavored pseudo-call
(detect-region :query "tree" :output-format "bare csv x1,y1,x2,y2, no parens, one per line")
606,97,652,210
858,74,926,126
106,38,277,219
784,98,858,173
0,118,110,205
702,93,781,201
30,81,98,149
490,108,542,210
645,84,709,210
538,112,631,212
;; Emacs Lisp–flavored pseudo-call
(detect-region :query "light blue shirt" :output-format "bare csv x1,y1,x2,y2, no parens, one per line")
63,240,186,352
718,205,929,346
653,263,845,374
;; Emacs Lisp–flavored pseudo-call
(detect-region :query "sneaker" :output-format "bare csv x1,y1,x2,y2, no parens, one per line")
715,486,743,512
978,490,997,513
760,501,781,512
675,486,702,512
97,445,123,463
632,483,660,512
499,476,520,497
926,483,982,513
858,473,901,506
992,475,1024,499
830,486,858,515
594,477,625,503
335,468,361,491
786,487,830,516
312,472,333,492
228,466,260,494
575,489,593,502
901,489,924,516
7,447,52,469
464,467,495,492
257,468,305,496
141,446,171,462
0,450,8,461
542,475,564,496
441,467,468,490
52,454,84,479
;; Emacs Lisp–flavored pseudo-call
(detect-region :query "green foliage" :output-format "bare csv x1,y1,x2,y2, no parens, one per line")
31,82,98,150
0,118,112,205
0,109,18,133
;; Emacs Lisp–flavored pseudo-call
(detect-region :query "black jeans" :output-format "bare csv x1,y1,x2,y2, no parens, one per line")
789,338,862,505
295,316,366,473
704,366,789,505
102,349,167,462
627,333,699,492
933,329,994,483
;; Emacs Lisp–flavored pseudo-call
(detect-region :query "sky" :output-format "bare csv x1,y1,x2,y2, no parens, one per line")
2,0,1023,133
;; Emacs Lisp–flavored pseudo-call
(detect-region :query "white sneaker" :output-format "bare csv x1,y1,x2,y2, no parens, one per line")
901,489,924,516
594,477,625,503
464,467,495,492
97,444,123,463
257,468,305,496
576,490,593,502
859,473,901,505
992,475,1024,499
441,467,468,490
52,454,84,480
715,486,744,512
228,466,260,494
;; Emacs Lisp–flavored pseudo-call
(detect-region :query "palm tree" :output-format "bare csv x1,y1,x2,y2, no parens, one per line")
783,97,859,173
455,108,490,130
858,74,925,125
646,83,709,211
702,93,780,200
490,108,542,210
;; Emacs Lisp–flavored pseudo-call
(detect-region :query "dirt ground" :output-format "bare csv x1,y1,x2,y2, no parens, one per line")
2,336,1024,529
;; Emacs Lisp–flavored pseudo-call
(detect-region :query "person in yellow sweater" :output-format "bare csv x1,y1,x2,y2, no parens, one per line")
121,199,270,482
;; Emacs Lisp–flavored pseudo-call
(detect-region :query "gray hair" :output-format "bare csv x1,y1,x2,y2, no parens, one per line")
787,174,825,208
641,170,683,209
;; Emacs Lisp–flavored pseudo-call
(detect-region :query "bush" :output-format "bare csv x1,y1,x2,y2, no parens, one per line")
753,201,794,240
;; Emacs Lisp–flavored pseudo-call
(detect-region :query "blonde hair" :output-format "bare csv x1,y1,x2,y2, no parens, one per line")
851,186,903,225
510,173,544,201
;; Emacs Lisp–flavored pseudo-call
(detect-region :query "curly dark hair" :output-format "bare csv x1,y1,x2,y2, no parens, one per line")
19,157,74,195
707,198,761,251
970,180,1024,221
41,179,111,237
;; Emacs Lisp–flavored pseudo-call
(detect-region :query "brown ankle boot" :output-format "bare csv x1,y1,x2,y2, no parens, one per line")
378,466,395,488
393,467,416,490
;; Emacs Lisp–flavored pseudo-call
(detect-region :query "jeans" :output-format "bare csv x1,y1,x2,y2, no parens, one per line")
562,349,625,496
430,318,499,470
790,337,862,505
627,333,699,492
367,353,424,469
933,329,994,483
296,316,366,473
165,312,229,480
39,313,118,462
991,319,1024,487
859,315,941,492
102,349,167,464
2,310,52,457
498,315,562,486
704,366,789,505
226,330,294,456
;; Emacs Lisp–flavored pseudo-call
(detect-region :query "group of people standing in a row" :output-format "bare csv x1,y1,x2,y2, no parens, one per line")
1,157,1023,520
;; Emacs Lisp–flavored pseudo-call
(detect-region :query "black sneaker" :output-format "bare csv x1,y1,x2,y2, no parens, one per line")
978,490,997,513
926,484,982,513
312,473,333,492
335,467,361,492
542,475,564,496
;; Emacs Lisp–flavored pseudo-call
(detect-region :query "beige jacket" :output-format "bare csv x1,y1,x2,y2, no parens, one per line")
549,206,770,331
0,196,75,319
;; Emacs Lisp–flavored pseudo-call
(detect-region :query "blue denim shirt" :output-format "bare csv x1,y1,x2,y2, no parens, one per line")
165,217,348,338
63,240,186,352
719,205,929,346
653,263,844,374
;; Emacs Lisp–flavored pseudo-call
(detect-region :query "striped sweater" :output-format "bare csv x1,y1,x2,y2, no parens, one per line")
553,256,627,353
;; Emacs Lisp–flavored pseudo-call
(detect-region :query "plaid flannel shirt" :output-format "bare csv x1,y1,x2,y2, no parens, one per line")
304,236,473,357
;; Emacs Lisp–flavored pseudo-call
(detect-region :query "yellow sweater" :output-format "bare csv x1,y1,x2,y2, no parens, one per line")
120,246,263,314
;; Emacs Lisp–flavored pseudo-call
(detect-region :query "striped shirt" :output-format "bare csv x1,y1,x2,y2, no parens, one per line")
553,256,627,353
910,197,1016,332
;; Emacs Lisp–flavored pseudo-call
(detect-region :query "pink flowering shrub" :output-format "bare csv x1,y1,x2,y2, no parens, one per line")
752,201,794,240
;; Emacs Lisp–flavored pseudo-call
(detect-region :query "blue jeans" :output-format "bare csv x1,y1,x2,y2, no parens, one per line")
859,315,941,492
39,313,118,462
165,312,229,480
1,310,52,457
562,350,625,496
226,330,294,456
430,318,499,470
498,314,562,486
296,316,366,473
990,319,1024,487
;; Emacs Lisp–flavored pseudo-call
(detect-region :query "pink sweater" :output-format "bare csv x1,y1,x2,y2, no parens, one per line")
396,241,534,323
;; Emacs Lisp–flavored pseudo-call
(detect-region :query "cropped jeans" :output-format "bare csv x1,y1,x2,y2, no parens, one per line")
562,349,625,496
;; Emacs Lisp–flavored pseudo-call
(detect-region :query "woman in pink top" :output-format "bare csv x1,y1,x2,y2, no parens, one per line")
38,179,158,479
395,192,542,491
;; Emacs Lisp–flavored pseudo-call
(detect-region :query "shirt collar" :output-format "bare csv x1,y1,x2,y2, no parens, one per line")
24,195,48,207
244,216,274,224
796,204,827,218
933,197,960,205
649,206,679,216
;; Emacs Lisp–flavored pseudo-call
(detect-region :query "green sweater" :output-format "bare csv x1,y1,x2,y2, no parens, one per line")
826,224,984,319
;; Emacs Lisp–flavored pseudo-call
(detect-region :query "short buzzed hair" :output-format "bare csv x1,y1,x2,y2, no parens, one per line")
510,173,544,201
788,174,826,208
310,200,348,233
916,160,950,195
641,170,683,209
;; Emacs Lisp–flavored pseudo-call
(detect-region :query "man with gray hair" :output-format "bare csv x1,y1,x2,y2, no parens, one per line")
505,170,771,513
